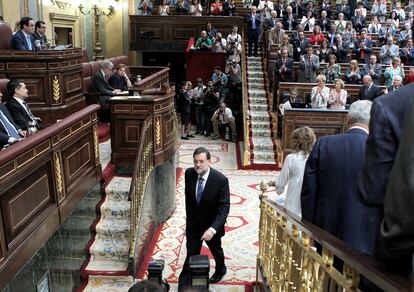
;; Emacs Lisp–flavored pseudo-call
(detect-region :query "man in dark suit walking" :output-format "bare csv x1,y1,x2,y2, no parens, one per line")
301,100,380,256
359,75,382,101
6,80,41,132
92,60,121,105
0,92,25,148
10,17,38,51
245,6,261,57
178,147,230,290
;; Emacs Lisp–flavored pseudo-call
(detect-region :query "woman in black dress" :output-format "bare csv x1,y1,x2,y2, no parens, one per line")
108,64,132,91
179,81,194,140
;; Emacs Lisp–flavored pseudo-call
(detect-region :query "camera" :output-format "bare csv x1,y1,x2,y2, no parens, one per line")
147,259,170,291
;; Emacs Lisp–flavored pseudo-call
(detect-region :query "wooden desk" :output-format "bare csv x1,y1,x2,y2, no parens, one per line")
0,48,85,126
282,108,348,162
108,92,176,173
0,105,101,289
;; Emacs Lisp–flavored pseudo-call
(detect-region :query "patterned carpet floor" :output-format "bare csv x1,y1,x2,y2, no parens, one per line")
138,135,282,291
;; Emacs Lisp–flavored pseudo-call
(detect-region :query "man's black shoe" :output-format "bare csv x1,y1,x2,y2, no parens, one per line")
187,134,195,138
209,272,226,283
181,136,189,140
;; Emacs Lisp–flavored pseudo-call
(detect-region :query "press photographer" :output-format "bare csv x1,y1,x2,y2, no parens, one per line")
211,66,228,103
203,80,220,137
211,102,237,142
225,59,242,112
212,32,227,52
195,31,212,51
225,40,242,63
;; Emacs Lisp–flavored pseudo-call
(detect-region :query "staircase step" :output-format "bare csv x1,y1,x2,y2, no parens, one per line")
252,150,276,160
251,129,274,138
85,259,129,273
82,275,133,292
249,104,269,111
250,138,276,151
248,83,265,90
96,218,130,238
247,77,265,83
250,121,272,129
247,69,264,75
100,199,130,219
249,98,268,104
89,237,130,260
105,177,132,201
250,112,272,121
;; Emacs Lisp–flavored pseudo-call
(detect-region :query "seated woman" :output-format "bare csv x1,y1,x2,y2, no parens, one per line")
108,64,132,91
343,59,362,84
317,39,332,63
323,54,341,83
389,11,400,31
280,35,294,59
301,11,316,32
343,21,357,46
159,0,170,15
189,0,202,16
367,15,382,34
384,57,405,87
310,74,330,109
268,126,316,218
328,79,347,110
310,25,325,46
210,0,223,15
335,13,347,34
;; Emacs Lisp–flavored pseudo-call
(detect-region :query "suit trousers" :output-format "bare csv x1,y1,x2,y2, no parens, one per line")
248,30,259,56
178,233,226,290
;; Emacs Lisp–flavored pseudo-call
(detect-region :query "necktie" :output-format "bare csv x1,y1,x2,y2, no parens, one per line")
143,0,147,14
372,26,376,33
0,110,20,139
23,101,35,121
26,36,33,50
196,177,204,205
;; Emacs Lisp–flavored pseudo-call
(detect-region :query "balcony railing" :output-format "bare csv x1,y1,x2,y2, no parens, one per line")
257,181,414,292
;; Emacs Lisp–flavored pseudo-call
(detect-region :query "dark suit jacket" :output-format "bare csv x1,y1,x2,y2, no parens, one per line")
0,104,21,147
301,128,380,255
359,83,381,101
378,97,414,270
185,167,230,238
92,70,115,99
32,31,48,47
282,15,297,30
358,84,414,216
6,97,37,131
10,30,38,51
246,14,261,37
360,63,382,85
274,58,294,82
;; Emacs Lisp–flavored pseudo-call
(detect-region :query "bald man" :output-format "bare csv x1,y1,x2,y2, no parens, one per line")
359,75,382,101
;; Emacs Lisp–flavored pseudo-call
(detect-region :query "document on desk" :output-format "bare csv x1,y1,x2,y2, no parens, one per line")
279,100,292,116
116,91,129,95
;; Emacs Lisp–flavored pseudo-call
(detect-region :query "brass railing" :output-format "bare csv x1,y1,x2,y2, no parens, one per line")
241,30,251,166
129,114,154,254
257,181,414,292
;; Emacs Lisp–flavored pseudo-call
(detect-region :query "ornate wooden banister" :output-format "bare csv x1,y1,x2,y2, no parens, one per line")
257,182,414,292
241,29,251,166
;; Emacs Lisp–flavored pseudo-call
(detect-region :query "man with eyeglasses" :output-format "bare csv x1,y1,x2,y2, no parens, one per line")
33,20,48,49
10,17,38,51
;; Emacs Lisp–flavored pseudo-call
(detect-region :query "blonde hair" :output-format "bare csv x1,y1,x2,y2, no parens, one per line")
350,59,359,70
335,78,345,88
290,126,316,155
316,74,326,83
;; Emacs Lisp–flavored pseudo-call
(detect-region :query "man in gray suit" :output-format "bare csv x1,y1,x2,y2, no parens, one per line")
380,37,400,65
360,55,382,85
298,46,320,83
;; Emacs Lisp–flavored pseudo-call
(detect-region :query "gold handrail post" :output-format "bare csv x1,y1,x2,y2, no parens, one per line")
256,180,269,290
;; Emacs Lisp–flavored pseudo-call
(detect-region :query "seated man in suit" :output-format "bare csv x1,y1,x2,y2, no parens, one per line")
0,92,26,149
6,80,41,133
33,20,48,49
359,75,382,101
274,47,295,85
10,17,38,51
92,60,122,105
387,75,403,92
360,54,382,85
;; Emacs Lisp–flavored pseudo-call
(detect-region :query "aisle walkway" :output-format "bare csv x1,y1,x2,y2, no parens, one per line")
139,137,282,291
